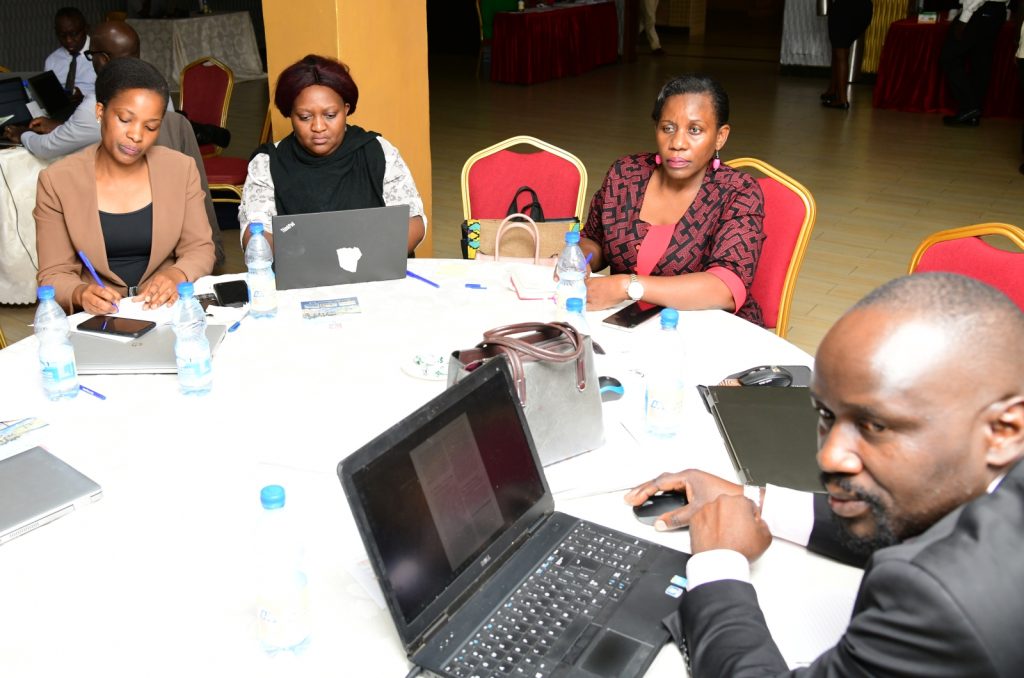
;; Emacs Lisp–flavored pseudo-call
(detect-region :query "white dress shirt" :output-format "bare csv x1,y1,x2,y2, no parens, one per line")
957,0,1010,24
44,35,97,96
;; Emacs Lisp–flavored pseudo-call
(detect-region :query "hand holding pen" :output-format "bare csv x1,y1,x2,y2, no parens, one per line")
76,250,121,314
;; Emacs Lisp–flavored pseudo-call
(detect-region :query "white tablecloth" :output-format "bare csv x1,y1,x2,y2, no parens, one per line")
0,147,52,304
0,259,862,677
129,11,266,88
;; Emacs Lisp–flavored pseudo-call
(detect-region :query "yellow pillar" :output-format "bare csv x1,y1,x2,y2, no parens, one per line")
261,0,433,255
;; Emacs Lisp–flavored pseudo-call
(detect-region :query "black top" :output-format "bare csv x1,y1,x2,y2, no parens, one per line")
99,203,153,289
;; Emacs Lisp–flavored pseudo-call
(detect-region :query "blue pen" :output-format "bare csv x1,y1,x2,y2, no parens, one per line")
407,271,440,288
228,308,250,333
79,385,107,400
585,252,594,267
77,250,118,312
465,283,487,290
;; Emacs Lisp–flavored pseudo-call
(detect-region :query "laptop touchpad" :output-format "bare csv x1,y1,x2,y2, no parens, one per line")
581,630,643,676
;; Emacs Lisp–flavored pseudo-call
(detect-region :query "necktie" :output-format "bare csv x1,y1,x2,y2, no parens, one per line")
65,52,78,93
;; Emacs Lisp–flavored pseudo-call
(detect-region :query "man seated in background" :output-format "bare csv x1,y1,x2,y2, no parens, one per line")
6,21,225,265
627,273,1024,676
46,6,96,100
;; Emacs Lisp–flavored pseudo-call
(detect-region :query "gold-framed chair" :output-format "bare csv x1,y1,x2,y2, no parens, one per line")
0,323,7,349
460,135,588,223
908,222,1024,311
726,157,816,339
179,56,234,157
204,105,273,205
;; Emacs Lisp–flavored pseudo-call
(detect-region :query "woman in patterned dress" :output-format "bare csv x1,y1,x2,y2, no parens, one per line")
238,54,426,254
580,74,765,325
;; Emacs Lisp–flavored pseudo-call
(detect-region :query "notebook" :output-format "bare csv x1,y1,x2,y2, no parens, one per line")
272,205,409,291
70,324,228,375
27,70,76,121
0,446,102,545
338,357,690,678
698,383,822,492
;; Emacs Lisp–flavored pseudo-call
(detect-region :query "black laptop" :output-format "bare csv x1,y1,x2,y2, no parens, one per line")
27,70,77,122
338,358,690,678
0,77,32,134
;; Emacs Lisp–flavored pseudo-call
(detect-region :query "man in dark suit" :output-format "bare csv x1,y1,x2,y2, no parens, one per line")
627,272,1024,676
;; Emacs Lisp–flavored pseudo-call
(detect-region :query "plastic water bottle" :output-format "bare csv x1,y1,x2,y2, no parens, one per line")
256,485,311,656
171,281,213,396
555,231,587,319
245,223,277,319
564,297,591,336
34,286,79,400
645,309,685,438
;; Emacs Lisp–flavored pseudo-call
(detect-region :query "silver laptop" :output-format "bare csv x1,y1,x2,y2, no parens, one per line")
272,205,409,291
71,324,228,375
0,446,102,546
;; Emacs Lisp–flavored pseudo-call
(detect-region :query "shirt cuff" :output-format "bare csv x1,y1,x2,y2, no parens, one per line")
685,549,751,591
706,266,746,313
760,484,815,547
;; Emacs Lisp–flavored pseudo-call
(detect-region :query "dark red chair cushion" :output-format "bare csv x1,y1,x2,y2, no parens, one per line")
916,237,1024,311
748,176,807,331
203,156,248,185
467,148,582,219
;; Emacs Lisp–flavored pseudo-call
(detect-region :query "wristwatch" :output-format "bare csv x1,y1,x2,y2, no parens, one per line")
626,274,644,301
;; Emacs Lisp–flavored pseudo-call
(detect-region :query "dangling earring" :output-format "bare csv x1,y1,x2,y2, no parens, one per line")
712,150,721,171
654,154,662,166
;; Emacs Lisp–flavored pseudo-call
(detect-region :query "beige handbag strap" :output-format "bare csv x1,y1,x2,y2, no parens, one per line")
480,322,586,405
493,213,541,265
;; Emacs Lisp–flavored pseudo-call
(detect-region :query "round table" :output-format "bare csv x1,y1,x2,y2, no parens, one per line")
0,259,861,676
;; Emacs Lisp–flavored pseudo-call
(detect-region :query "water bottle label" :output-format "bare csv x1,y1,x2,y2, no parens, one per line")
41,360,77,384
257,573,311,651
178,357,212,379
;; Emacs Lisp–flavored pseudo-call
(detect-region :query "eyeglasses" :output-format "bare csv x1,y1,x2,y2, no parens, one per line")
83,50,110,62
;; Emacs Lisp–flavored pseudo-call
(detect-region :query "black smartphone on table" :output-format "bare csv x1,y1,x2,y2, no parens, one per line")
213,280,249,308
602,301,662,331
76,315,157,339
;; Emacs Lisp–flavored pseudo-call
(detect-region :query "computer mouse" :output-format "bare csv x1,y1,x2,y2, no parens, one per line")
633,491,689,526
737,365,793,387
599,375,624,402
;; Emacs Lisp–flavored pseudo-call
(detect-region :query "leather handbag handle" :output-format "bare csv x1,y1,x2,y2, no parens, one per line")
479,322,587,405
506,186,545,221
493,213,541,264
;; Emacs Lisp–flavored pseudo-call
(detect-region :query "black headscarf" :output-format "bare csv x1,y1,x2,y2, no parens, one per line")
256,124,386,216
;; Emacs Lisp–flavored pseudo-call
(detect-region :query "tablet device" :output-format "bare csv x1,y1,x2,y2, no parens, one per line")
76,315,156,339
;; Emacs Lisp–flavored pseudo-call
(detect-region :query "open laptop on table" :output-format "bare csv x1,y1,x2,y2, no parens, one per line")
70,324,228,375
338,357,690,678
27,70,77,122
272,204,409,290
0,77,32,146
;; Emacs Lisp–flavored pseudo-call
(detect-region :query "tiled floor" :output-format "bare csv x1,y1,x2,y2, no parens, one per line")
3,26,1022,354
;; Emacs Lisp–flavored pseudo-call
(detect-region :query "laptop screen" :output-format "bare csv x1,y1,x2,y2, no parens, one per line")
345,359,547,627
28,71,73,118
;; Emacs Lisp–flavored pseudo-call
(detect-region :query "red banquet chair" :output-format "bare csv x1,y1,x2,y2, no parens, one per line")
908,223,1024,311
726,158,816,339
460,135,588,222
179,56,233,157
202,107,272,204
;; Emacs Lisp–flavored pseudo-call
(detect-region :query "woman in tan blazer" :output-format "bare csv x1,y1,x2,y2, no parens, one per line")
34,57,215,314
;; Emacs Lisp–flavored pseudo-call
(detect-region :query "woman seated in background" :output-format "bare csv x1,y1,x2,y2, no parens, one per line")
238,54,426,254
580,74,765,325
34,57,216,314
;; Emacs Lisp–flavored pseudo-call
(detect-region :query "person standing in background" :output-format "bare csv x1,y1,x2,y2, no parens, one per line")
641,0,664,56
940,0,1011,127
45,7,96,100
821,0,874,109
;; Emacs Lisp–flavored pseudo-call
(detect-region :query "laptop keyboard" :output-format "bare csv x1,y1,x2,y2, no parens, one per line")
442,523,647,678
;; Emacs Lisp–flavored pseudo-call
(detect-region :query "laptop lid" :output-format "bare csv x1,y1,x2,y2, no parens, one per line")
273,205,409,291
27,71,76,121
71,324,228,375
0,77,32,130
339,358,553,653
0,446,103,545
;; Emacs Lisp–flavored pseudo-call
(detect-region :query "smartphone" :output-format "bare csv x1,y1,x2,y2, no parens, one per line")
76,315,157,339
602,301,662,331
195,293,217,311
213,280,249,308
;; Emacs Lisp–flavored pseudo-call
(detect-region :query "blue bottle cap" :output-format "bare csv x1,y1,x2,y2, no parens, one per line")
567,297,584,313
660,308,679,329
260,484,285,509
37,285,55,301
177,281,195,297
564,231,580,244
249,222,264,235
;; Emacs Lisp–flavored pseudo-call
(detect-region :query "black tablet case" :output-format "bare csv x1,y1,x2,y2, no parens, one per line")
698,384,821,492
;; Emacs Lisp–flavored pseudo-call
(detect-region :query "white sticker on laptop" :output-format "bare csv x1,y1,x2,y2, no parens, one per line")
280,221,296,233
336,247,363,273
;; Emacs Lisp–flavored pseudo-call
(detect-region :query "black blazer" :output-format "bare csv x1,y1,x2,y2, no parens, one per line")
674,459,1024,677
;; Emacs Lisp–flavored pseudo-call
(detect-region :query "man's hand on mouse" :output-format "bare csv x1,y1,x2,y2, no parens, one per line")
690,494,772,562
624,469,748,531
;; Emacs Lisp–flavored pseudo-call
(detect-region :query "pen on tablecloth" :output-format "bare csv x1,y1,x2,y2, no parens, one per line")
465,283,487,290
77,250,118,312
228,308,251,333
79,385,107,400
407,271,440,288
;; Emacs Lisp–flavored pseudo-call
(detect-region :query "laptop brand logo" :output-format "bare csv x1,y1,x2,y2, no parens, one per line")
336,247,363,273
280,221,296,233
